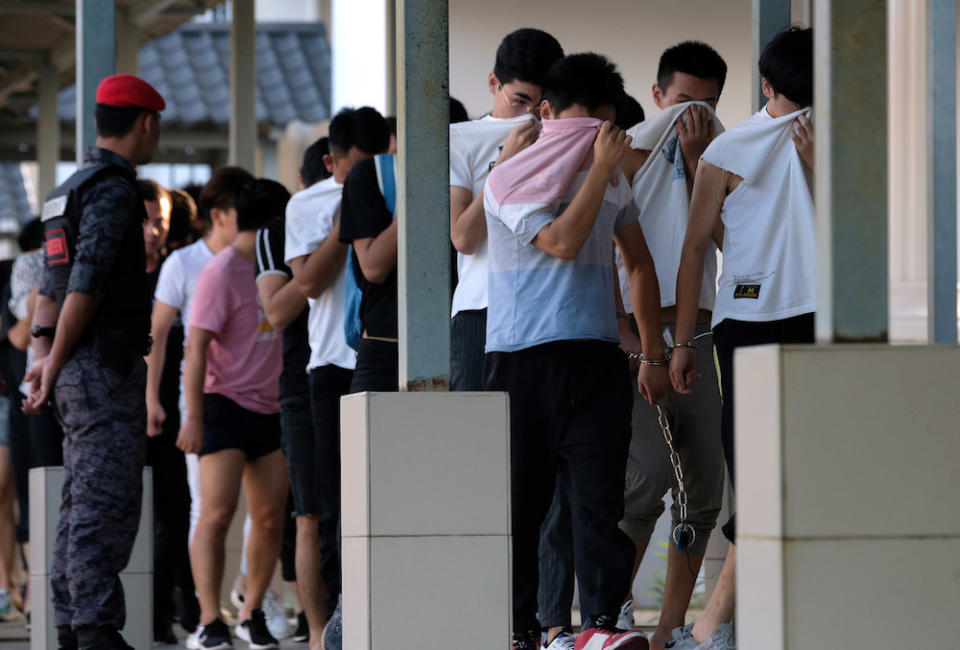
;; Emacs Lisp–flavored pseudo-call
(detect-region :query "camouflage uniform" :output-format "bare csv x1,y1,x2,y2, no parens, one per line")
39,146,151,631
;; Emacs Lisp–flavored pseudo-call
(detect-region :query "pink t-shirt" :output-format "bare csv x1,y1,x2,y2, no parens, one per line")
191,246,282,414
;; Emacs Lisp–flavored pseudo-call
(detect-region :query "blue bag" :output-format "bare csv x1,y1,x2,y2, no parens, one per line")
344,154,396,350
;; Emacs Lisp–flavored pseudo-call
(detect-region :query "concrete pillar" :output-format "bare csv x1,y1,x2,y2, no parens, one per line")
229,0,257,170
114,5,139,75
36,61,59,207
76,0,115,163
341,393,511,650
813,0,888,342
752,0,792,110
736,345,960,649
29,468,152,650
395,0,450,389
926,0,958,343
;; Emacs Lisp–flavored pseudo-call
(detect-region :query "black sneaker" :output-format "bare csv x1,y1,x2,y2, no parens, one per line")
154,619,178,645
512,630,539,650
292,610,309,642
198,618,234,649
236,609,279,650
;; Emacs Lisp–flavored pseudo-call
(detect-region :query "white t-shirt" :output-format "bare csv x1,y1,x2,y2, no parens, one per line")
449,114,535,317
284,177,357,372
154,238,215,341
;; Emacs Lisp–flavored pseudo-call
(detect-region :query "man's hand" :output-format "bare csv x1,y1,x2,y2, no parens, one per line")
668,347,700,394
496,120,539,165
637,365,672,405
22,355,61,415
594,121,633,176
617,318,643,373
147,399,166,438
793,114,814,171
677,105,713,168
176,415,203,455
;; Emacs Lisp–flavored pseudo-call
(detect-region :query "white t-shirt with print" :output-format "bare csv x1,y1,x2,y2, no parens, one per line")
154,238,215,340
284,177,357,372
449,114,535,317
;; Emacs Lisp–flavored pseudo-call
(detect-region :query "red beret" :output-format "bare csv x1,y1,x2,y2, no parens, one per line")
96,74,166,112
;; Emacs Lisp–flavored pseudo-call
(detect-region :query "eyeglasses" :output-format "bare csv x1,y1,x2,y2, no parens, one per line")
498,83,540,112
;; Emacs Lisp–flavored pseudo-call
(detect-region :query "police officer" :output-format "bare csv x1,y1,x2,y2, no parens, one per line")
23,74,165,650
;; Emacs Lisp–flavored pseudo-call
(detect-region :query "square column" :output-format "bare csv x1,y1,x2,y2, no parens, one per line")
76,0,115,163
341,392,511,650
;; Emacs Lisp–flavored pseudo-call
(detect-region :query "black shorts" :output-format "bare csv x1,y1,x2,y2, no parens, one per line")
200,393,282,461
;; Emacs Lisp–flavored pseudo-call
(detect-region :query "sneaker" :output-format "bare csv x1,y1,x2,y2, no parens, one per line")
665,624,699,650
513,630,539,650
617,599,635,631
230,589,246,612
292,611,309,642
236,609,279,650
322,595,342,650
198,618,233,649
575,616,648,650
261,588,292,640
154,619,178,645
544,631,577,649
0,589,24,622
694,624,735,650
185,624,204,650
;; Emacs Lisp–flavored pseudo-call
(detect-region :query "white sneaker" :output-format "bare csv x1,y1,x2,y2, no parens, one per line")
617,599,635,631
543,631,577,649
185,624,204,650
229,589,245,612
694,624,735,650
261,588,292,640
0,589,24,623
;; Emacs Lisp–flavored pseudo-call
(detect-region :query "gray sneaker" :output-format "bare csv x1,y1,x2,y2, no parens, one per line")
695,624,735,650
665,633,699,650
670,623,695,643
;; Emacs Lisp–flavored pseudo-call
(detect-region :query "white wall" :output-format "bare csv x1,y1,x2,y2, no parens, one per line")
331,0,392,114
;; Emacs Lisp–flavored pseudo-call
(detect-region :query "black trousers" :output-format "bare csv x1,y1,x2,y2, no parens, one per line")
450,309,487,391
485,340,634,634
350,339,398,393
712,313,815,542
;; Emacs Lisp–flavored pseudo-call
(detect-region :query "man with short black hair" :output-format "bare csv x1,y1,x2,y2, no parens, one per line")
24,73,164,650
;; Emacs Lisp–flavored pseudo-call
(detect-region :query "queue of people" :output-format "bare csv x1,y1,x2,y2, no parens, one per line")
0,22,814,650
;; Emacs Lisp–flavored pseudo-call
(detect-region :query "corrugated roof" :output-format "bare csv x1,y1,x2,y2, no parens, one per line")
0,163,31,226
55,23,331,127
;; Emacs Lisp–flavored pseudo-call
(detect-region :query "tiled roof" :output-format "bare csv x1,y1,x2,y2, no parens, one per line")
56,23,331,127
0,163,31,226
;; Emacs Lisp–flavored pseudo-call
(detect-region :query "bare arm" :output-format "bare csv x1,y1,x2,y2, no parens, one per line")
257,273,307,331
353,219,398,284
450,187,486,255
670,160,727,393
619,147,650,183
145,301,177,437
176,325,214,454
289,218,348,299
532,122,632,260
8,287,38,351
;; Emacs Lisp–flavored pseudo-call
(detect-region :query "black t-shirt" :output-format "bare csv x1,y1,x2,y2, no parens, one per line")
339,157,397,339
256,217,310,396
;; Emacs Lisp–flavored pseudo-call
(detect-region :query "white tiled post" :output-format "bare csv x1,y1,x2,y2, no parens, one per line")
341,392,511,650
736,345,960,649
29,467,153,650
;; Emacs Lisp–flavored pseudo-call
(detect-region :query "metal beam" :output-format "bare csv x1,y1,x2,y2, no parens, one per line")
752,0,792,111
0,0,75,16
130,0,181,26
37,61,59,205
926,0,958,343
395,0,450,391
814,0,888,342
115,5,140,74
228,0,256,169
76,0,115,164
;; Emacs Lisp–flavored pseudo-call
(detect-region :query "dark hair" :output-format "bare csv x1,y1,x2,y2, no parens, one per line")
385,116,397,136
95,103,150,138
450,97,469,124
300,137,332,186
138,179,169,204
235,179,291,232
657,41,728,94
493,28,564,87
759,27,813,107
328,107,390,156
17,217,44,252
167,188,202,249
542,53,625,115
615,94,645,129
198,167,255,223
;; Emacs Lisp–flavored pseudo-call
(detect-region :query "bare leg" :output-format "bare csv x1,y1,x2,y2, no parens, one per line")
0,447,19,593
190,450,245,625
238,450,288,622
649,546,704,650
624,537,651,604
691,544,735,644
295,514,328,650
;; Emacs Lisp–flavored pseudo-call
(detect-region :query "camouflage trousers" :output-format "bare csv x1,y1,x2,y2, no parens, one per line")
50,342,147,630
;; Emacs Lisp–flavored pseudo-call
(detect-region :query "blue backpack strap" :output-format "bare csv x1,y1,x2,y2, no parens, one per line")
374,154,397,215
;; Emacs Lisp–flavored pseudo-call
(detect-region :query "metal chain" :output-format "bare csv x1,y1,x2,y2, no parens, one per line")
656,403,696,551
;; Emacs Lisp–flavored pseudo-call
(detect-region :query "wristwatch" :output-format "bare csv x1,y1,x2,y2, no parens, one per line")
30,325,55,339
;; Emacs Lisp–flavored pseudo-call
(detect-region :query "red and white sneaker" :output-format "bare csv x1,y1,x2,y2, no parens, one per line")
574,625,649,650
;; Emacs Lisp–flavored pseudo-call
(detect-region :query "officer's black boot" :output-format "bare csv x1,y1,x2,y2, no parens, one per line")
56,625,78,650
75,625,133,650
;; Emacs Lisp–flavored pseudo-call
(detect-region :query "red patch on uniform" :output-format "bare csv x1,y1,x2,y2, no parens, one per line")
45,228,69,266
